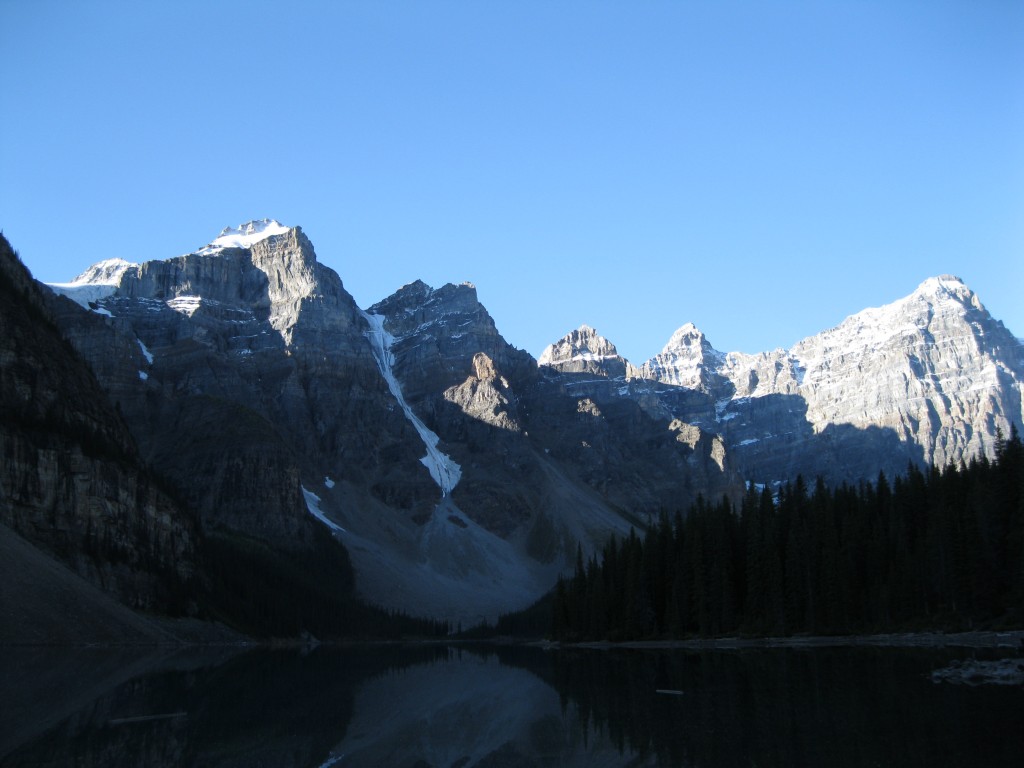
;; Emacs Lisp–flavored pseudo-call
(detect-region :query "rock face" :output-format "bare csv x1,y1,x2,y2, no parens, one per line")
37,220,1023,624
0,235,197,613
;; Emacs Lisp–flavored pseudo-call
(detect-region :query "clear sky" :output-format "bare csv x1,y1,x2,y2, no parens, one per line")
2,0,1021,362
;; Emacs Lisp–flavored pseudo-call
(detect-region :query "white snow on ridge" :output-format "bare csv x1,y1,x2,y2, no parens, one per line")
67,258,136,286
359,310,462,495
196,219,290,255
46,282,118,309
47,258,136,310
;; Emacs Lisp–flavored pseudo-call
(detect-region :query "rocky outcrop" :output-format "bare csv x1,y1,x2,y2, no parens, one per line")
443,352,522,433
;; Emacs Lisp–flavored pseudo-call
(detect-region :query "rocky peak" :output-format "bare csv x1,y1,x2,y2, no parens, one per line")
538,325,638,379
642,322,726,391
370,280,485,337
367,278,535,410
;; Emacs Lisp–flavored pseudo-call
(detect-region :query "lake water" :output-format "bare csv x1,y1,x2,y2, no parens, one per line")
1,643,1022,766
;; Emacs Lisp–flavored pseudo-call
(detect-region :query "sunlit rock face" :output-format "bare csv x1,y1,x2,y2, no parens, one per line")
636,275,1024,484
787,276,1023,470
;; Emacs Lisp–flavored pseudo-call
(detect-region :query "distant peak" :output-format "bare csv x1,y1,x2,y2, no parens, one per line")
196,219,291,255
539,325,622,367
661,322,715,353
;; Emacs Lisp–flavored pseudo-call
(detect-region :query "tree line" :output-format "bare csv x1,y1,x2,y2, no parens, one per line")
540,429,1023,641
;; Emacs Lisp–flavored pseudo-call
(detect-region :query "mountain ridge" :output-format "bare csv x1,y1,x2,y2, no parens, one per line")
29,220,1024,623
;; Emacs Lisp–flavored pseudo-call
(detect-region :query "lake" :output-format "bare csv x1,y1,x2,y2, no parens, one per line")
1,642,1022,766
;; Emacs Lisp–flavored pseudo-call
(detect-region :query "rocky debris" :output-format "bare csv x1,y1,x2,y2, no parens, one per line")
931,658,1024,686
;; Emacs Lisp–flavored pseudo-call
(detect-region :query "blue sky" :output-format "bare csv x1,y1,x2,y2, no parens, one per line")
2,0,1021,362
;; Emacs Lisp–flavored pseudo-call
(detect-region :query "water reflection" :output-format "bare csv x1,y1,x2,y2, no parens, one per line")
2,644,1022,767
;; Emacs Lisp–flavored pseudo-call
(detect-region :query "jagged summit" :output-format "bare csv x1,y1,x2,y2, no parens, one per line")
659,322,721,356
538,325,620,367
538,325,639,379
195,218,291,255
641,322,726,391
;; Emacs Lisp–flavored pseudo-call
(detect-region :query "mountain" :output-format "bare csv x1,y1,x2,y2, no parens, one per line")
33,220,1023,626
621,275,1023,485
45,222,735,624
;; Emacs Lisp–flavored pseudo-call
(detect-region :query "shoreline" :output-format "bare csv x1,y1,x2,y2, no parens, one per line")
562,629,1024,651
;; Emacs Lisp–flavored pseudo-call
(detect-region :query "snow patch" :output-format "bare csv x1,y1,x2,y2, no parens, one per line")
47,258,137,310
166,295,203,317
47,282,117,310
66,258,136,286
138,370,148,381
195,219,290,255
301,486,346,533
359,310,462,495
137,338,154,364
324,476,335,489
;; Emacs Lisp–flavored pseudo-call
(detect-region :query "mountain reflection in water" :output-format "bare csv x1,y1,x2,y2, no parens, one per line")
2,644,1022,767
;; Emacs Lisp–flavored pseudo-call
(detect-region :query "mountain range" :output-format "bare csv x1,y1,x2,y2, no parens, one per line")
3,219,1021,630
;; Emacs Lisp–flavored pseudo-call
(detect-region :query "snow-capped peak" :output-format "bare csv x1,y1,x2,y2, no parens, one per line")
810,275,983,348
46,258,137,311
910,274,982,310
195,219,291,255
64,258,137,287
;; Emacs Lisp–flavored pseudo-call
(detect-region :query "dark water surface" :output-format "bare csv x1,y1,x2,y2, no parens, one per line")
1,642,1022,767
